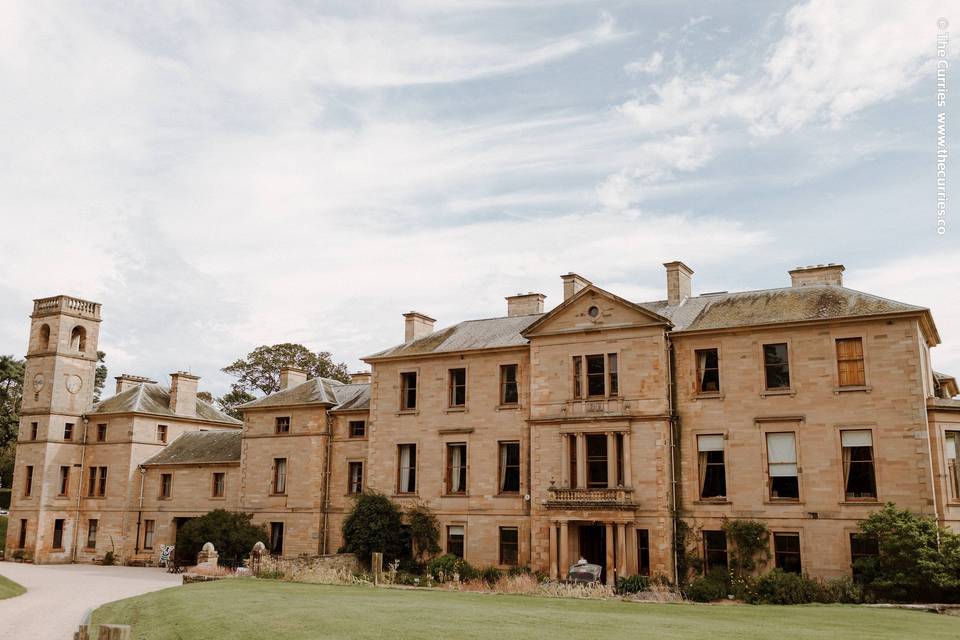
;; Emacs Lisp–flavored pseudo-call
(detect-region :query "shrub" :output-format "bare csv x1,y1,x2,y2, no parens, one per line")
102,551,116,566
855,503,960,602
684,570,729,602
174,510,267,567
477,566,502,585
722,519,770,577
818,576,865,604
406,503,440,561
428,554,475,582
341,492,404,567
615,574,650,594
749,569,822,605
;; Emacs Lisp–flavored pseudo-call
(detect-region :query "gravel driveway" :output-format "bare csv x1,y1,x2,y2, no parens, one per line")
0,562,181,639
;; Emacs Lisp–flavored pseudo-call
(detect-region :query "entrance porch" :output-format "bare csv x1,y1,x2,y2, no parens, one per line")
547,519,638,585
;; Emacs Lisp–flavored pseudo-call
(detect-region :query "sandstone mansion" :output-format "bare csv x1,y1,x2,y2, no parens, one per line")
7,262,960,584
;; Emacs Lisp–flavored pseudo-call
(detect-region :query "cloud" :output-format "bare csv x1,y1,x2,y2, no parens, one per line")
624,51,663,76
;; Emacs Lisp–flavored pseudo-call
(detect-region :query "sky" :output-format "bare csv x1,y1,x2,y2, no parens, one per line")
0,0,957,397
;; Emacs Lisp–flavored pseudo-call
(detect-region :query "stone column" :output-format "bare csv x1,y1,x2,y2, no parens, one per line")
561,434,570,487
559,521,570,579
606,432,617,487
617,523,627,580
548,523,558,580
576,434,587,489
622,431,632,487
605,523,615,586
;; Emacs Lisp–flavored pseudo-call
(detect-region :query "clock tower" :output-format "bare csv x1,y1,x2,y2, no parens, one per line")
7,296,101,561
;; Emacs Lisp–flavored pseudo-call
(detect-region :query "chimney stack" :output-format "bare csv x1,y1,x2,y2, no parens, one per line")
403,311,435,343
279,367,308,391
561,273,591,301
114,374,157,395
350,371,372,385
788,263,844,287
505,292,545,317
169,372,199,417
663,261,694,305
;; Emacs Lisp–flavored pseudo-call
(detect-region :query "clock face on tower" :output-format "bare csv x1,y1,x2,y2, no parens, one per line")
66,375,82,394
33,373,44,392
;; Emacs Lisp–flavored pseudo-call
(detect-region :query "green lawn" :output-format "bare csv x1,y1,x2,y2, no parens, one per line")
0,574,25,600
92,579,959,640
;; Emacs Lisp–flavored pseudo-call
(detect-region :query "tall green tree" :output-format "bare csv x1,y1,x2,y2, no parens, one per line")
0,356,25,489
216,388,256,420
222,343,351,396
93,350,108,403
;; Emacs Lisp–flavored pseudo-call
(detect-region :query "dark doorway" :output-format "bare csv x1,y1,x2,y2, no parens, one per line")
578,524,607,583
173,517,194,543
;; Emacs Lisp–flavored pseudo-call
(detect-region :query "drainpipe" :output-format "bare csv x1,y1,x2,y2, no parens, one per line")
70,416,90,563
666,334,682,586
526,387,533,568
134,465,145,554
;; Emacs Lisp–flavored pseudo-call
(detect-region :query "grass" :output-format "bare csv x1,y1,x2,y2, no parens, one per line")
91,579,960,640
0,574,25,600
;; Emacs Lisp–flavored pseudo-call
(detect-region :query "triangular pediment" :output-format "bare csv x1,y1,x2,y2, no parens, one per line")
522,285,672,337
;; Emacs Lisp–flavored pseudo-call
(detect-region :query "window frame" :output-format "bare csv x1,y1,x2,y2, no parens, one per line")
945,431,959,502
694,347,721,395
97,466,107,497
448,368,467,409
275,416,291,434
143,519,155,550
499,527,519,566
30,422,38,441
835,336,867,388
52,518,65,550
850,532,879,581
96,423,107,442
762,342,792,391
348,420,366,438
24,465,33,497
499,364,519,406
270,522,284,555
348,461,364,494
17,519,27,549
159,472,173,499
58,465,70,497
637,529,651,576
773,532,802,574
156,424,168,443
446,524,466,559
212,472,225,498
840,429,878,501
585,354,606,398
86,519,98,549
64,422,74,441
703,530,728,572
497,441,521,494
765,431,800,501
272,458,288,495
444,442,468,495
696,433,727,501
396,443,417,494
400,371,418,411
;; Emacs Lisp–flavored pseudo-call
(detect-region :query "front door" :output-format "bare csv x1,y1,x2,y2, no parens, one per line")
578,524,606,582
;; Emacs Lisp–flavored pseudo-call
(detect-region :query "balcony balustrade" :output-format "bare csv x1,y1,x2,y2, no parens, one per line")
545,486,636,510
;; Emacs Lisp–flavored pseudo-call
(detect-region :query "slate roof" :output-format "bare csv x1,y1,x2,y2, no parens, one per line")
364,313,544,360
362,285,929,360
639,285,927,333
141,431,242,466
240,378,371,412
90,383,241,425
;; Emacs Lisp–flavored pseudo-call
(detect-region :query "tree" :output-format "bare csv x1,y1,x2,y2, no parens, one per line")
0,356,24,462
93,351,108,403
855,503,960,602
222,343,351,396
341,492,404,566
196,391,214,404
216,388,256,420
173,509,268,567
407,502,440,562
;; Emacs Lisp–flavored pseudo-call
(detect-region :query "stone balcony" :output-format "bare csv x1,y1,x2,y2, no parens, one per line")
33,295,102,319
544,486,636,511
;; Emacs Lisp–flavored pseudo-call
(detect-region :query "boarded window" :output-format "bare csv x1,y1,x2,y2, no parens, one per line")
53,519,65,549
703,530,727,572
348,461,363,494
86,519,98,549
637,529,651,576
447,525,465,558
272,459,287,494
446,443,467,494
160,473,172,499
500,364,519,405
400,372,418,410
697,435,726,499
349,421,366,438
767,432,799,500
397,444,417,493
275,417,290,434
212,472,225,498
449,368,466,407
143,520,155,549
499,441,520,493
841,430,876,500
763,343,791,389
836,338,866,387
270,522,284,555
774,532,802,574
586,434,608,488
946,432,959,500
499,527,519,565
58,466,70,496
695,349,720,393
